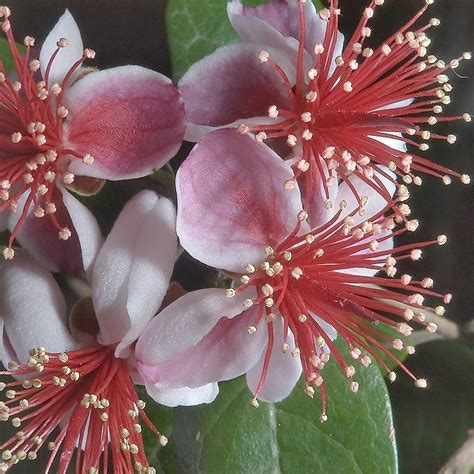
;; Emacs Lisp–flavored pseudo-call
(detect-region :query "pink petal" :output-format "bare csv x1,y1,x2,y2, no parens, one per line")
228,0,344,74
137,306,266,390
176,129,304,273
92,191,177,357
337,167,396,222
64,66,185,180
246,319,302,403
145,383,219,407
178,43,295,142
8,187,101,275
40,9,84,87
136,287,256,366
0,252,79,364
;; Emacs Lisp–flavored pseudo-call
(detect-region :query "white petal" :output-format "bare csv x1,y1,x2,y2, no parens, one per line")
0,252,78,364
145,382,219,407
61,188,103,278
40,9,84,86
92,191,177,357
136,287,256,365
246,319,302,403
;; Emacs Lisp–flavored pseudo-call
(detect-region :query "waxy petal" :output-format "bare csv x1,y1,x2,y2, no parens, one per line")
246,320,302,403
92,191,177,357
8,187,102,275
145,383,219,407
65,66,185,180
0,253,79,364
179,43,295,142
176,130,304,273
40,9,84,87
137,307,266,390
136,288,256,366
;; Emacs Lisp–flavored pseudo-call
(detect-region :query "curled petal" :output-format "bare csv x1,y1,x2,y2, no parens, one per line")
40,9,84,86
8,187,102,275
179,43,295,142
0,252,78,364
145,383,219,407
92,191,177,357
137,306,266,390
65,66,185,180
246,320,302,403
176,129,304,273
136,287,256,366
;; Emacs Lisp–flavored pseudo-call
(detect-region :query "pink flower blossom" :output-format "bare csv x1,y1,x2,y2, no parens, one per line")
143,129,450,417
179,0,471,208
0,8,186,269
0,191,211,473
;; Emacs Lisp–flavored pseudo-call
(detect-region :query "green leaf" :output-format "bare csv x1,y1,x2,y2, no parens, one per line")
0,38,24,73
164,342,397,473
167,0,324,81
390,340,474,474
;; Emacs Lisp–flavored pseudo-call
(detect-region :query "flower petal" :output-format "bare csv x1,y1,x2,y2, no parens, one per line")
0,252,79,363
40,9,84,87
137,306,266,389
64,66,185,180
176,129,304,272
246,319,302,403
179,43,295,142
145,383,219,407
136,287,255,366
92,191,177,357
8,187,101,275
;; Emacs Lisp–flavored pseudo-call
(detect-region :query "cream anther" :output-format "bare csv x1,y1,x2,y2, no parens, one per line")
225,289,236,298
237,123,250,134
306,90,318,102
84,48,96,59
243,298,253,308
291,267,303,279
247,326,257,334
364,7,374,18
307,68,317,80
437,234,447,245
301,112,312,123
343,81,353,93
302,129,313,140
287,134,297,147
58,227,72,240
2,248,14,260
267,105,279,119
82,153,95,165
461,174,470,184
415,379,427,388
256,131,267,142
63,173,75,185
314,43,324,54
57,37,69,48
57,105,69,118
11,132,22,143
258,50,269,63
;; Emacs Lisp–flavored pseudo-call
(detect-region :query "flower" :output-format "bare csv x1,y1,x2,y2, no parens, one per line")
148,129,450,418
179,0,471,207
0,191,212,473
0,7,186,266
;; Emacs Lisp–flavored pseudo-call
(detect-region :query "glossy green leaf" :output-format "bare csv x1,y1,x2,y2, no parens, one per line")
167,0,324,81
0,38,24,73
390,340,474,474
161,342,397,473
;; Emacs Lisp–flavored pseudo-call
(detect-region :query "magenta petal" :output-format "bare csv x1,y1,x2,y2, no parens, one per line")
64,66,185,180
176,129,304,272
179,43,295,141
137,307,266,390
8,187,101,275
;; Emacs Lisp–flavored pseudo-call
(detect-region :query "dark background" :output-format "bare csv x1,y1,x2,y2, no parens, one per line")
3,0,473,472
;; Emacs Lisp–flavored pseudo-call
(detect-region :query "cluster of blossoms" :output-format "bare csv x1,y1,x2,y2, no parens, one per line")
0,0,470,472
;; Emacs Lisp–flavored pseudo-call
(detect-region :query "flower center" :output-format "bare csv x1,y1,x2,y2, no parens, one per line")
0,7,96,260
238,0,471,208
0,345,166,473
227,202,450,421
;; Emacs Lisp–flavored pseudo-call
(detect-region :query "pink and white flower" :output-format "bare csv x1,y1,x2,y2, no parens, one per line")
179,0,470,207
142,129,451,418
0,7,186,269
0,191,210,473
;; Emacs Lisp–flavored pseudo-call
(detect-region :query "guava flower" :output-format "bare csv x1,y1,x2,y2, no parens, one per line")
0,191,212,473
0,7,186,266
179,0,471,207
163,129,451,418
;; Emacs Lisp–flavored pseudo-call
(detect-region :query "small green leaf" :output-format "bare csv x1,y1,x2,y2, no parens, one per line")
390,340,474,474
164,342,397,473
167,0,324,81
0,38,24,73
